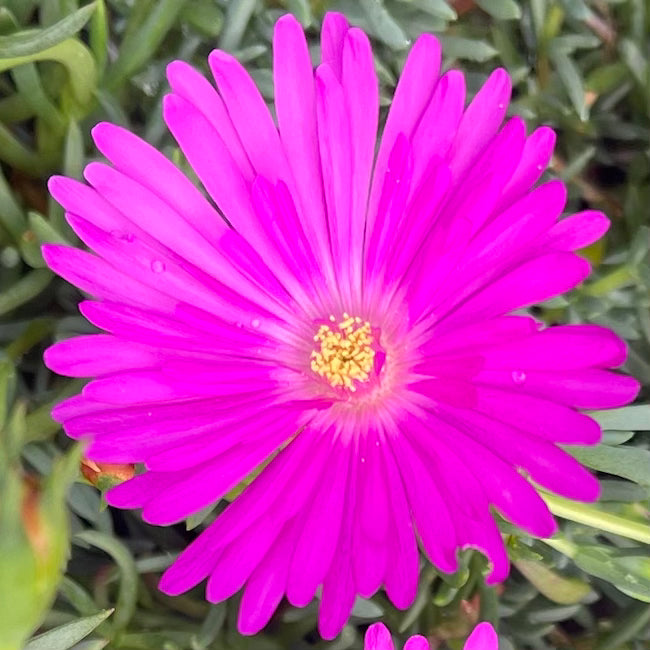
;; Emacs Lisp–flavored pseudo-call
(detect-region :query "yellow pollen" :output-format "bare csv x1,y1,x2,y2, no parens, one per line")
310,313,375,391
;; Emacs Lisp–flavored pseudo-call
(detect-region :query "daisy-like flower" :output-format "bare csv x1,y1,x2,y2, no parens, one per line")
364,621,499,650
44,12,638,640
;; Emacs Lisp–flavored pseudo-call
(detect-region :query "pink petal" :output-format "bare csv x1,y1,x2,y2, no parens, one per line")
238,520,300,635
208,50,289,184
404,636,430,650
42,244,177,312
287,439,352,606
44,335,159,377
381,441,419,609
475,368,640,409
166,61,253,180
543,210,610,251
390,433,458,573
91,121,230,245
364,623,395,650
481,324,628,370
367,34,441,232
497,126,556,210
206,511,283,603
448,68,511,181
464,622,498,650
440,252,590,328
320,12,350,80
273,14,335,291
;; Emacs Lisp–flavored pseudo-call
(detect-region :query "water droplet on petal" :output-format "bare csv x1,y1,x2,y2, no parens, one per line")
537,164,544,171
150,259,165,273
251,318,261,329
512,370,526,385
498,103,505,109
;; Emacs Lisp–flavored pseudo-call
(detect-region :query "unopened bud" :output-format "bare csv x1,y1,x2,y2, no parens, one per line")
81,458,135,490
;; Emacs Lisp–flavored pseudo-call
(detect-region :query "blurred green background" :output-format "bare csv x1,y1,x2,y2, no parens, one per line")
0,0,649,648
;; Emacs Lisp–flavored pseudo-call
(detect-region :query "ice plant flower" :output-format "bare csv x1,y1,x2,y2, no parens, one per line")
44,11,639,640
364,621,499,650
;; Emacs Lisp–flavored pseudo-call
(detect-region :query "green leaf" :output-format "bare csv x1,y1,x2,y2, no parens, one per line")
218,0,256,51
24,609,113,650
0,166,25,240
0,2,97,57
106,0,187,88
89,0,108,76
182,0,224,38
63,120,84,179
28,211,74,248
573,547,650,602
74,531,138,632
192,604,226,650
567,444,650,486
550,49,588,121
410,0,457,20
513,559,593,604
590,405,650,431
438,35,498,62
360,0,411,50
0,269,52,316
285,0,313,27
0,38,97,107
476,0,521,20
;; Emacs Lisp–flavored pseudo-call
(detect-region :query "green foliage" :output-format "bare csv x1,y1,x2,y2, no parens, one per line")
1,0,649,649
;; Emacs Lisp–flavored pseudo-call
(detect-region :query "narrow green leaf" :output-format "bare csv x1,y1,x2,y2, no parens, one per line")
0,38,97,107
218,0,256,51
550,49,588,121
0,166,25,240
286,0,313,27
0,360,16,432
0,120,50,175
620,37,649,86
596,603,650,650
88,0,108,76
58,577,99,617
514,559,593,604
63,121,84,179
10,63,65,132
360,0,410,50
74,531,138,632
192,604,226,650
182,0,224,38
0,8,20,35
573,547,650,602
106,0,187,88
438,35,498,62
476,0,521,20
410,0,457,20
28,211,73,248
0,2,97,57
567,444,650,486
0,269,52,316
590,405,650,431
24,609,113,650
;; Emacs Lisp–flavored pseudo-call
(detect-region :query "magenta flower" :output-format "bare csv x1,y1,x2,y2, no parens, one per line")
364,621,498,650
44,12,638,640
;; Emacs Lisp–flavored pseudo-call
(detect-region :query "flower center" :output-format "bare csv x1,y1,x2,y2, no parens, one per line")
310,313,375,391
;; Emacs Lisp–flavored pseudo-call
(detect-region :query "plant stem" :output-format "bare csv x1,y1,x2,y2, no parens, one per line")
541,492,650,544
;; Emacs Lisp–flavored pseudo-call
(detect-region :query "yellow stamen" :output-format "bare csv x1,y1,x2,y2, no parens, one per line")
310,314,375,391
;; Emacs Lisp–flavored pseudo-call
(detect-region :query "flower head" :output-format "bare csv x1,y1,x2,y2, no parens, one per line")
364,621,498,650
44,12,639,640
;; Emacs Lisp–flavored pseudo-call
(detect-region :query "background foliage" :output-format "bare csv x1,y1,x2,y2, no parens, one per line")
0,0,649,648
